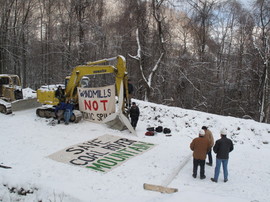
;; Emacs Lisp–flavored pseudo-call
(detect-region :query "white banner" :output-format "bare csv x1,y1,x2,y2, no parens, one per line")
48,135,156,173
78,85,115,123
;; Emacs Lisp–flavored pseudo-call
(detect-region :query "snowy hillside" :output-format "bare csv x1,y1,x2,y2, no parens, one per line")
1,98,270,202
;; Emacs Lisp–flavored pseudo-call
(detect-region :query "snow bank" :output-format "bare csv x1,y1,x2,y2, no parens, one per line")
1,98,270,202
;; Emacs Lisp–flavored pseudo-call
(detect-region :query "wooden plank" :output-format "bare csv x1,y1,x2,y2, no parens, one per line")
143,183,178,194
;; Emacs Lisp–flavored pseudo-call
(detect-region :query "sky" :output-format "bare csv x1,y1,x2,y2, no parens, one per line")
0,88,270,202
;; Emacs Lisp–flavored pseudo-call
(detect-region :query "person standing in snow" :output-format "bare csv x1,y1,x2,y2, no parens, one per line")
190,129,211,179
211,128,234,183
202,126,214,166
124,79,134,107
129,102,140,129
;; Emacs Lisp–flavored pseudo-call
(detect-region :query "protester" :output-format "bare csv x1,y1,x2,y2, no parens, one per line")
202,126,214,166
211,128,234,183
55,85,65,102
63,99,74,125
55,99,74,125
55,101,66,124
190,129,211,179
128,79,134,97
129,102,140,129
124,79,134,107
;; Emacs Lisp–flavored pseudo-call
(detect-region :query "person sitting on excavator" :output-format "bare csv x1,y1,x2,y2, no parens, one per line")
55,101,66,124
55,85,65,102
64,99,74,125
55,99,74,125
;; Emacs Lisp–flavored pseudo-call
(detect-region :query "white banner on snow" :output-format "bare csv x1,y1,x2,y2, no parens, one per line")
78,85,115,123
48,134,156,173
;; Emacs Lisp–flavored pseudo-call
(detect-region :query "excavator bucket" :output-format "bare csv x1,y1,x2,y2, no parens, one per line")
11,98,41,112
103,81,137,136
103,113,126,131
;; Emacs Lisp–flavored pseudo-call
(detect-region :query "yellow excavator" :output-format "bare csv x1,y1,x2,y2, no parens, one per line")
36,55,135,134
0,74,40,114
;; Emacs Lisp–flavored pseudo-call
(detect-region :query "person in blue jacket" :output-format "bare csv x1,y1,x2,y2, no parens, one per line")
64,99,74,125
55,99,74,125
55,101,67,124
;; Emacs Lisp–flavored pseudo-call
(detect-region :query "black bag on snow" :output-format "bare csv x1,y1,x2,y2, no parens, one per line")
147,127,155,131
163,128,171,134
155,126,163,133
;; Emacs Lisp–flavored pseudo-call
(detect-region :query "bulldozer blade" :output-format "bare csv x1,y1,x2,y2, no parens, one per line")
143,183,178,194
11,98,41,111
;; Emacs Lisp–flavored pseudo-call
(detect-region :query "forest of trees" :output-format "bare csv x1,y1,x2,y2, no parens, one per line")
0,0,269,123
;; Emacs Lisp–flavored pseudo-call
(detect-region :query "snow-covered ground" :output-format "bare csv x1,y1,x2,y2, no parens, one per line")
1,90,270,202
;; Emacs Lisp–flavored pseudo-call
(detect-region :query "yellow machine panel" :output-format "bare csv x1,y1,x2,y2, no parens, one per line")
37,89,60,106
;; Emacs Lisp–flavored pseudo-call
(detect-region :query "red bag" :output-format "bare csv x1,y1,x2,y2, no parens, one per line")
145,131,154,136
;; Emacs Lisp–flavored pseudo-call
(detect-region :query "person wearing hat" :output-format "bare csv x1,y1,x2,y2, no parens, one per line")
202,126,214,166
190,129,211,179
211,128,234,183
129,102,140,129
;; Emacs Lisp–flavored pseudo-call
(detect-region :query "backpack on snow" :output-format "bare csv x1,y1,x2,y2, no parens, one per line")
155,126,163,133
147,127,155,132
163,128,171,134
145,131,155,136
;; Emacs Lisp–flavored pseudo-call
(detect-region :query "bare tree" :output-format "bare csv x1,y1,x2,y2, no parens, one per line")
129,0,167,101
252,0,270,122
187,0,217,61
0,0,16,74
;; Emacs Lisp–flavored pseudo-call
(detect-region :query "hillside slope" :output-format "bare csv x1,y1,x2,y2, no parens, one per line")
0,99,270,202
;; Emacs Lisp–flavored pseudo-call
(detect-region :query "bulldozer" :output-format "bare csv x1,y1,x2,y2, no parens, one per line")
0,74,40,114
36,55,135,134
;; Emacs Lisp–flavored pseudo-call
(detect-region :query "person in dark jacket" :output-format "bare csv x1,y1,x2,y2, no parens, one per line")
190,129,211,179
129,102,140,129
55,85,65,102
124,79,134,107
211,128,234,183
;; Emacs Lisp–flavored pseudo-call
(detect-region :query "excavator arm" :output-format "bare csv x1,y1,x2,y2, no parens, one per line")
65,65,116,101
36,55,133,133
65,55,129,110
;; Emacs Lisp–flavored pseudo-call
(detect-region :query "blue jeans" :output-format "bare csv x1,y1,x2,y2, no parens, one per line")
214,158,228,181
64,109,72,124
